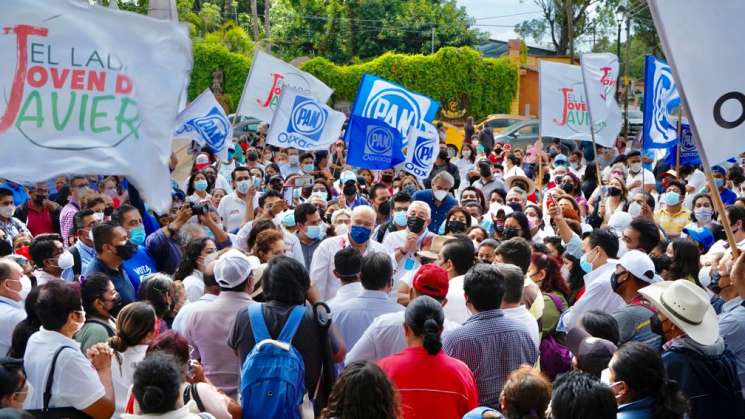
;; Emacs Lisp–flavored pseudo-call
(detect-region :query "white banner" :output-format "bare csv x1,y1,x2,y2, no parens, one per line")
649,0,745,165
0,0,192,213
173,88,232,161
265,87,345,151
539,61,616,147
403,121,438,179
236,50,333,123
581,53,623,147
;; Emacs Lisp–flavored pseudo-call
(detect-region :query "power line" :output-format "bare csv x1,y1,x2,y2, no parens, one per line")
473,11,543,20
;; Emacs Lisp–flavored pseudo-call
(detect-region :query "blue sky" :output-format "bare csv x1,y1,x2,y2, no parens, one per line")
457,0,545,44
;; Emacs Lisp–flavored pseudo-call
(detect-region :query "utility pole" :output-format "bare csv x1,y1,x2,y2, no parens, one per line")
567,0,574,60
624,14,631,139
431,25,435,54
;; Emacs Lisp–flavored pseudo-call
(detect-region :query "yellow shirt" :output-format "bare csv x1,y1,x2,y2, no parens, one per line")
654,206,691,237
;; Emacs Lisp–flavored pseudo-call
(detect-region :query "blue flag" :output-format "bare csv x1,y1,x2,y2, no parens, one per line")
346,116,405,169
345,74,439,147
642,55,681,149
663,123,701,167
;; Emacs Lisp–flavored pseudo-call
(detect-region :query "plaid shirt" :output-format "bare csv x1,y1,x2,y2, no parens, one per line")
443,309,538,409
0,216,29,245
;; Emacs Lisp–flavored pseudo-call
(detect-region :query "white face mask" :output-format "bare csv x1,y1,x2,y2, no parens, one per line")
93,212,105,222
335,223,349,236
628,201,642,218
0,205,15,218
19,275,31,301
433,189,448,201
694,207,713,223
629,162,642,173
58,250,75,270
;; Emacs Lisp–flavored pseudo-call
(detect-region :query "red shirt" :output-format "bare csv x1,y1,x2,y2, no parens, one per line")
26,204,55,236
379,347,479,419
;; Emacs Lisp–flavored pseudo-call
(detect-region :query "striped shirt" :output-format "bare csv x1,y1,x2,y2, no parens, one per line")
443,309,538,409
59,201,79,246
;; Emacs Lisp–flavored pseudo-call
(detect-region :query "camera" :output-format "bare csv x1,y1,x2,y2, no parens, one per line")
189,201,209,216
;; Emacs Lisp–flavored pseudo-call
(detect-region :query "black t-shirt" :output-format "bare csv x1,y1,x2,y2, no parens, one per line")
227,301,335,396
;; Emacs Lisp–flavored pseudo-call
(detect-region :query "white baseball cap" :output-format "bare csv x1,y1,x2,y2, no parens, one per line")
214,249,259,288
617,249,659,284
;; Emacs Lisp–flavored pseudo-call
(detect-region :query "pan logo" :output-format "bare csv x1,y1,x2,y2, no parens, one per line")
404,135,434,177
287,96,327,141
177,107,229,152
362,87,422,136
363,125,394,163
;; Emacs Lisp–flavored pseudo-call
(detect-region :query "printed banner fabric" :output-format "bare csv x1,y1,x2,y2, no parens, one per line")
346,115,405,170
174,88,231,160
642,55,681,149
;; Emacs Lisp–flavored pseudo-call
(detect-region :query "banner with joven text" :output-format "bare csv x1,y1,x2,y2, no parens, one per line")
0,0,192,213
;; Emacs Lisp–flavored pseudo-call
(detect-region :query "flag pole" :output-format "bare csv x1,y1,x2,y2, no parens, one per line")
537,138,544,204
647,1,739,258
579,54,606,196
675,107,682,174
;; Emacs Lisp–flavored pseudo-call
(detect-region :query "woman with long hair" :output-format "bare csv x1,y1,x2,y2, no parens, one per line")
378,296,478,418
185,171,213,204
321,361,400,419
499,365,552,419
173,237,216,303
607,342,687,419
138,274,176,333
442,207,472,235
686,193,717,230
503,212,532,241
664,238,701,283
109,302,157,418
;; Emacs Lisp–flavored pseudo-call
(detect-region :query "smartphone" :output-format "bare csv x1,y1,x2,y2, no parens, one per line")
293,175,313,188
547,194,557,210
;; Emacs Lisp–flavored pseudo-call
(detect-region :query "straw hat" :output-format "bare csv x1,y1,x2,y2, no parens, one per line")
639,279,719,346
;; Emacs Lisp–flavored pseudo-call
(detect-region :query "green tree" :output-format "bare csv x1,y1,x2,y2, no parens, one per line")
199,2,223,32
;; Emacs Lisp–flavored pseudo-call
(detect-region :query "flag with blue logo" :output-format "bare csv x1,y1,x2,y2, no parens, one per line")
403,121,438,179
265,87,346,151
174,89,232,160
346,116,405,170
662,122,701,166
642,55,681,149
346,74,440,147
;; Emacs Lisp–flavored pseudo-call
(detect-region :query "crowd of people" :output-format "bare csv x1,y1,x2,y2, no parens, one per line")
2,124,745,419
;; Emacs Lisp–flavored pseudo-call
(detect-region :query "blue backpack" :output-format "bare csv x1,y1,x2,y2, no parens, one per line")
240,303,306,419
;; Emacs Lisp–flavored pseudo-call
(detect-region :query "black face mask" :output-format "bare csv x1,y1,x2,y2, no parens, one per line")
407,216,426,234
649,314,664,337
33,195,45,205
343,184,357,196
381,174,394,183
508,202,523,213
561,183,574,194
608,186,623,197
378,201,391,216
610,272,625,293
707,270,723,294
115,240,137,260
247,152,258,162
447,220,467,233
502,227,520,240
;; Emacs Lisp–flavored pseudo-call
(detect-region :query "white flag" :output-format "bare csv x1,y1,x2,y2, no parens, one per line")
648,0,745,165
173,89,232,161
0,0,192,213
403,121,438,179
581,53,623,146
539,61,616,147
236,50,333,123
265,88,345,151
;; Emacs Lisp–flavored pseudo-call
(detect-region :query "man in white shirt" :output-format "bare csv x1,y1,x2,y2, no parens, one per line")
346,263,460,363
558,228,624,332
440,237,477,324
383,201,434,299
309,205,389,302
625,151,655,196
0,259,27,356
332,252,404,349
23,281,114,418
216,166,255,233
326,247,364,311
494,263,540,350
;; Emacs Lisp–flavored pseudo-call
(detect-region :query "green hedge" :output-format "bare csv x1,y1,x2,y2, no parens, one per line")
189,42,252,112
189,45,518,119
300,47,518,120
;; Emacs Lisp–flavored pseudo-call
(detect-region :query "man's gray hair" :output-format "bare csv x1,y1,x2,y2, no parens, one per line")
432,171,455,188
493,262,525,304
508,186,527,199
178,223,206,247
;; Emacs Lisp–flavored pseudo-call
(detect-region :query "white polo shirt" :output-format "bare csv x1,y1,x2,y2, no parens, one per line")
382,229,434,299
310,234,390,302
345,309,460,364
24,329,105,411
0,296,26,356
443,274,468,324
626,168,655,195
216,193,247,233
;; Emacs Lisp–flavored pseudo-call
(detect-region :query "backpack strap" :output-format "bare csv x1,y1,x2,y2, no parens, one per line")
85,317,115,337
248,303,271,342
277,305,306,344
184,383,206,412
71,246,81,277
43,346,74,412
546,292,566,313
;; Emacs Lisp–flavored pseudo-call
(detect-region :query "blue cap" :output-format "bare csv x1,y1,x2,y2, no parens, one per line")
462,407,500,419
683,226,715,252
712,165,726,175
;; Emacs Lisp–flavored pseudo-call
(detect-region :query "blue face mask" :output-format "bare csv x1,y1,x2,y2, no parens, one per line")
303,164,315,173
306,224,325,240
664,191,681,206
129,225,146,246
579,254,593,273
715,178,724,189
403,185,417,197
393,210,407,227
203,226,215,239
350,225,371,244
194,179,208,192
481,217,493,233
